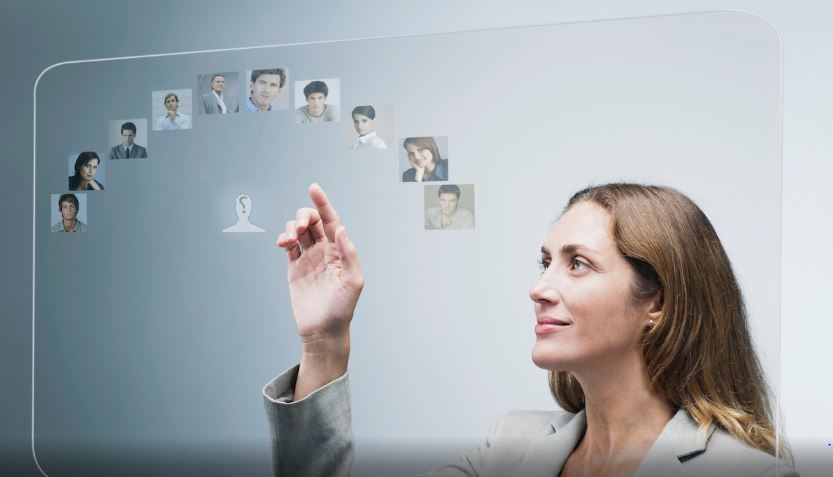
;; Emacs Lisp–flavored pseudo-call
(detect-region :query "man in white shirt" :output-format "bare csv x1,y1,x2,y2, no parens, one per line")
425,184,475,230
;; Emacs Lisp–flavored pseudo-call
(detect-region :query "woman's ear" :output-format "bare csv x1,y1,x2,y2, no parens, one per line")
646,288,663,323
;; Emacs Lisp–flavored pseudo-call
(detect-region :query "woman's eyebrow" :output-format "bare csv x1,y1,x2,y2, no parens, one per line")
560,243,600,255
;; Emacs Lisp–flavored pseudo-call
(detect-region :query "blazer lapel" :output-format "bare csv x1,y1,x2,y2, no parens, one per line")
634,408,715,477
518,410,586,477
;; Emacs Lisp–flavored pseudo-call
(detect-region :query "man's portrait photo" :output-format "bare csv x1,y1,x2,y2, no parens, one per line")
152,89,193,131
294,78,340,123
424,184,475,230
245,68,288,112
198,72,239,114
50,193,87,233
108,119,148,159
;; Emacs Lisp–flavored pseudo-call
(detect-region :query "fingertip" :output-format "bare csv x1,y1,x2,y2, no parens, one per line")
309,183,324,200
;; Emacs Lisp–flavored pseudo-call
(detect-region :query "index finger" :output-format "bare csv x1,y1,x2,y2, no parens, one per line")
308,183,342,242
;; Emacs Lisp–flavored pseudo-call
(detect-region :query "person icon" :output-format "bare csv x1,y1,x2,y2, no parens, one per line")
222,194,265,233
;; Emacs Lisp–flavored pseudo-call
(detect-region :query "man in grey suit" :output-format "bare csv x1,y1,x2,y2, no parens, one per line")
200,73,239,114
108,121,147,159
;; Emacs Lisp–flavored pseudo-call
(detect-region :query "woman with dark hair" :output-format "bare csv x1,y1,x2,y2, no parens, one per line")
350,105,387,150
68,151,104,191
401,136,448,182
265,183,796,476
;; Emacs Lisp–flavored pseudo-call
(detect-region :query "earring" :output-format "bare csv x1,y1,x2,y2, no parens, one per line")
648,320,655,328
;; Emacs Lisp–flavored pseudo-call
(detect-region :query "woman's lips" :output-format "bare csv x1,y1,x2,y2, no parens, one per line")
535,317,572,335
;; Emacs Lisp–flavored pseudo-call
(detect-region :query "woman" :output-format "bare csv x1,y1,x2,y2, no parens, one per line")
401,136,448,182
351,105,387,150
265,183,796,476
68,151,104,191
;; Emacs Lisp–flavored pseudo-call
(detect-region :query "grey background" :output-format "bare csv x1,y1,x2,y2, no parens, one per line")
2,1,832,476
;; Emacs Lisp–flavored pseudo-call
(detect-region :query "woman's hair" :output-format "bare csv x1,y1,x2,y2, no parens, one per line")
73,151,100,177
402,137,441,165
549,183,786,459
351,105,376,120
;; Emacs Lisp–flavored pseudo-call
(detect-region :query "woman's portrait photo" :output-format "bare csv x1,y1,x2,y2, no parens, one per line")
400,136,449,182
349,105,392,150
67,151,105,191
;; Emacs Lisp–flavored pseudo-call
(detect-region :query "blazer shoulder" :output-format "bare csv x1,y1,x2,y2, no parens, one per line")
688,428,798,476
486,409,573,445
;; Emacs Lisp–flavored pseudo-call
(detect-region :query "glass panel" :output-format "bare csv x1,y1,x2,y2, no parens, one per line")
34,12,782,475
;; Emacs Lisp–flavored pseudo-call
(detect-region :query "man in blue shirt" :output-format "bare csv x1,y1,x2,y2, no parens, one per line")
156,92,192,130
246,68,286,112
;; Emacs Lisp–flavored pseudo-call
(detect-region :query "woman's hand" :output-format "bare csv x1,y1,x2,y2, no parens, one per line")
88,180,101,191
276,183,364,399
409,156,426,182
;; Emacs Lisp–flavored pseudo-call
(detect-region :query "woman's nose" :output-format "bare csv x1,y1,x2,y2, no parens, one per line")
529,274,557,304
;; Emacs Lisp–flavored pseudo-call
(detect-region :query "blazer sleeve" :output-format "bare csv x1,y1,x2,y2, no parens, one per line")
263,365,498,477
263,364,354,477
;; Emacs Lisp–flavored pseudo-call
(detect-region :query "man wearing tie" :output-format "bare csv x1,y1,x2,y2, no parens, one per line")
108,121,148,159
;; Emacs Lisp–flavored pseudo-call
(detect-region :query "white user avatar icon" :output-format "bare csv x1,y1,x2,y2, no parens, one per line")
223,194,265,233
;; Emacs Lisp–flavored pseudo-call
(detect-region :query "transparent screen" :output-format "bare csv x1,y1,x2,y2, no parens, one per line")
33,12,782,476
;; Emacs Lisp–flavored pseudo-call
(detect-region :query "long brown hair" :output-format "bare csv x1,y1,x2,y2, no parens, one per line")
549,183,786,459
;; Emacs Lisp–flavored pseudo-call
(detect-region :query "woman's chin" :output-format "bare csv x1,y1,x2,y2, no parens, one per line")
531,344,571,371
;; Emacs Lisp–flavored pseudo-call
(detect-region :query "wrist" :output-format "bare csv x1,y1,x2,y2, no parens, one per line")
301,331,350,362
296,334,350,401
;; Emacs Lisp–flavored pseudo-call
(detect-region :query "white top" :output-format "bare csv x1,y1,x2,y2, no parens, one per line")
351,131,387,150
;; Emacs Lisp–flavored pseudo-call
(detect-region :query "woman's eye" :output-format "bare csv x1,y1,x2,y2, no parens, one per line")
571,258,589,271
537,259,550,273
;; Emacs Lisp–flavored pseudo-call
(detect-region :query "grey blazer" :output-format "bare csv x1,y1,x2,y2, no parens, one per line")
201,91,238,114
263,365,798,477
108,143,147,159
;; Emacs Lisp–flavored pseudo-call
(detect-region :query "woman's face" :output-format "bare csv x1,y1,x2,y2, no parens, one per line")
529,201,655,373
405,143,434,168
353,114,375,136
80,158,99,181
